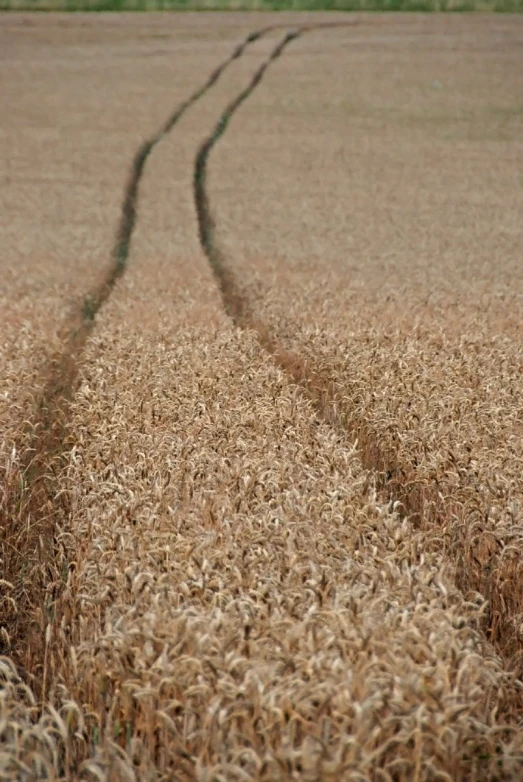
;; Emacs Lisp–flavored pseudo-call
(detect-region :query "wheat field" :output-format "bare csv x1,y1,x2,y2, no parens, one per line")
1,12,522,781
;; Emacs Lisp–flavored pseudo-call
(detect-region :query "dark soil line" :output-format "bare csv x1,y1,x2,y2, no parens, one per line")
195,29,302,269
192,28,523,699
0,26,270,690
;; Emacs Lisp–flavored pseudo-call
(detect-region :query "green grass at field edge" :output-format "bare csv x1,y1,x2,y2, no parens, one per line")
2,0,522,12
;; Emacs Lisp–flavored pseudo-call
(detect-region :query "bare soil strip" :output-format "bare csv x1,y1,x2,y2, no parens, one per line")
0,26,270,683
193,26,523,694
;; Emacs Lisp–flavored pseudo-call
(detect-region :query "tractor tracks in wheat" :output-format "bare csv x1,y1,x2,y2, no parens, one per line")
192,25,523,702
2,13,367,694
0,25,278,687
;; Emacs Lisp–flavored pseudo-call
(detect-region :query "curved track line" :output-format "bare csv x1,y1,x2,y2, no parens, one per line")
192,28,523,690
195,29,301,273
2,14,366,688
0,26,270,682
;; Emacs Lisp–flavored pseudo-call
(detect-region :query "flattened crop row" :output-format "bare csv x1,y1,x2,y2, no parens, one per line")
191,23,523,689
1,24,273,672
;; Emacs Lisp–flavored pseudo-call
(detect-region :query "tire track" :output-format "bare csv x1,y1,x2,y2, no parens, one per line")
192,27,523,693
0,26,270,682
2,14,365,693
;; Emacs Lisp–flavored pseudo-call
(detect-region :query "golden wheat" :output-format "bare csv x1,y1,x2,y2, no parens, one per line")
1,13,522,781
209,16,523,675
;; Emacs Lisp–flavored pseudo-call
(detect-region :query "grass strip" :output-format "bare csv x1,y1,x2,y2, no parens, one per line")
3,0,521,13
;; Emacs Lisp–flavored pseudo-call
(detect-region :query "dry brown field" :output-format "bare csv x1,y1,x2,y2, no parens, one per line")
1,12,522,781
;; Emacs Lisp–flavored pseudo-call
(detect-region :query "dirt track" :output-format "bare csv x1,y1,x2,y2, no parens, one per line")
1,13,523,780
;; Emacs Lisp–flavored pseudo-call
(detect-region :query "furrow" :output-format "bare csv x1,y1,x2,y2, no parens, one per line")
193,25,523,693
0,27,268,680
